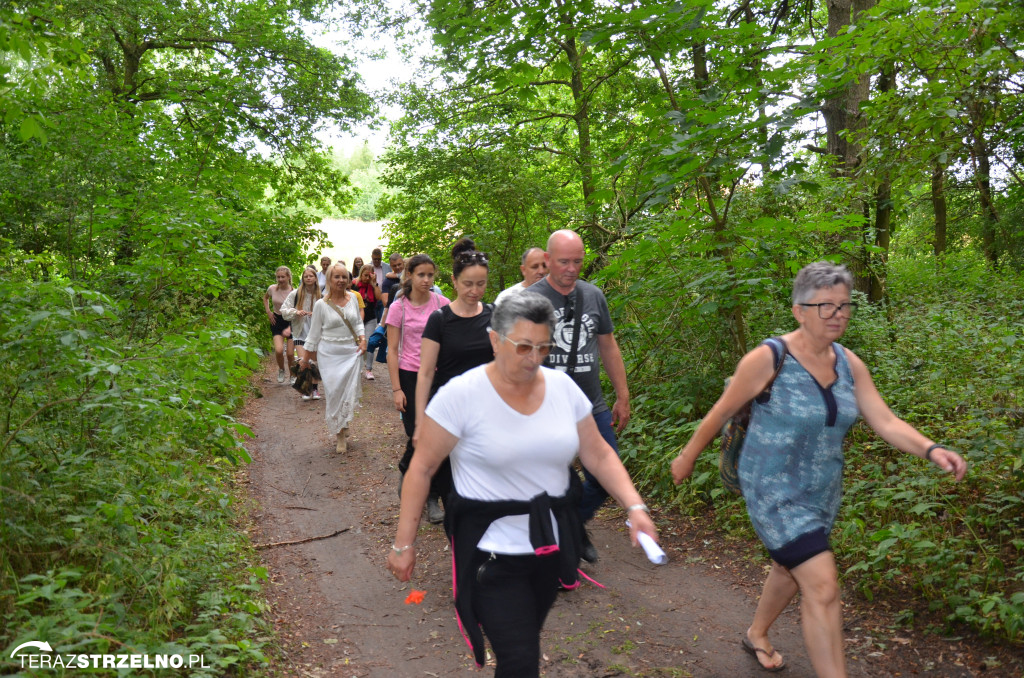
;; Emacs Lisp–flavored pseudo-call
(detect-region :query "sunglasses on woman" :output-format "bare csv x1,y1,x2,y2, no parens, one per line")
498,334,554,357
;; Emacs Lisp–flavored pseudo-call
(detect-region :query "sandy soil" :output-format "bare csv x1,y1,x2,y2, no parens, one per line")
240,362,1021,678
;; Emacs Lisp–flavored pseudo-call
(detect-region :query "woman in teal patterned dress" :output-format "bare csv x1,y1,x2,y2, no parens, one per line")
670,262,967,676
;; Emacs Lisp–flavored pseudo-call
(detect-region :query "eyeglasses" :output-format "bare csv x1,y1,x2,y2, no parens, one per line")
799,302,858,319
498,334,554,357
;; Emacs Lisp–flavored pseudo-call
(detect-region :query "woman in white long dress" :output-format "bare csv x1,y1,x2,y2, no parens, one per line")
300,263,366,453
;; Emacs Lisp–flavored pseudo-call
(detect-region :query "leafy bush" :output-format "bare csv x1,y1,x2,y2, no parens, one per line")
0,264,273,674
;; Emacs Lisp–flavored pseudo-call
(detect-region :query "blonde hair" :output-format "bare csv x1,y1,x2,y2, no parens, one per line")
275,266,293,289
296,266,318,311
323,263,350,302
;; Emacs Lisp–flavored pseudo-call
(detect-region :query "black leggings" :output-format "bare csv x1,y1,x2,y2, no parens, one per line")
471,550,560,678
397,369,418,473
396,369,452,501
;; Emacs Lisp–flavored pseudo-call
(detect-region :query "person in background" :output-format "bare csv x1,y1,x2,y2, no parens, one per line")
670,261,967,676
281,266,322,400
381,253,404,312
528,230,631,564
371,247,391,322
371,248,390,285
385,253,449,510
350,257,365,290
263,266,295,384
494,246,547,304
387,292,658,678
412,238,493,525
355,263,383,381
300,263,366,454
317,256,331,293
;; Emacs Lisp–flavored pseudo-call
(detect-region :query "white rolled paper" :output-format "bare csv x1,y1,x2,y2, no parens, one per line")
626,521,668,565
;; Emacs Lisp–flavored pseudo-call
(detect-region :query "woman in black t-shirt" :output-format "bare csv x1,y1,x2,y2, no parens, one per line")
413,238,493,525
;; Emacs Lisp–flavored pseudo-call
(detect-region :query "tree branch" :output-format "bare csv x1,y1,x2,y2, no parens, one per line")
527,144,578,160
255,527,350,549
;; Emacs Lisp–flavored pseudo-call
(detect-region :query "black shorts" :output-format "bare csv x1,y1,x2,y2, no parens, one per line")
270,313,291,337
768,527,831,570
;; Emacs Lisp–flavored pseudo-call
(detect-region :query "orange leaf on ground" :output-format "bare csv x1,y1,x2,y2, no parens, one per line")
405,589,426,605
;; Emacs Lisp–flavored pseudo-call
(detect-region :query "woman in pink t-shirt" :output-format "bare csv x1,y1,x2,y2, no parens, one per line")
385,253,450,491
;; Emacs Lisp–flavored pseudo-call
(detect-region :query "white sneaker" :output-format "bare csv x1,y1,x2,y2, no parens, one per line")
365,370,375,381
302,393,312,401
277,368,285,383
312,389,321,400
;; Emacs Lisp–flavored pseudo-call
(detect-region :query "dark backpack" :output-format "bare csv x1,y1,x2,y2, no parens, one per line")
719,337,788,495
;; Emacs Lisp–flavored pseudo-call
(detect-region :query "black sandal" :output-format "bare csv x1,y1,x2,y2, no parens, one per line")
741,637,786,672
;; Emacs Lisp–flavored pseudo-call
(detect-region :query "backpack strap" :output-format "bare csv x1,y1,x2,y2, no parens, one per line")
565,287,583,374
757,337,789,402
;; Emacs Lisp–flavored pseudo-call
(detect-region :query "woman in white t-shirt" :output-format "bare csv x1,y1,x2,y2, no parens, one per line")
386,293,658,678
384,253,450,490
300,263,366,453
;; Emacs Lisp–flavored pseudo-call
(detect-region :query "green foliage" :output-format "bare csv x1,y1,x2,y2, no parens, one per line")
379,138,565,293
0,272,269,673
1,0,374,670
332,143,388,221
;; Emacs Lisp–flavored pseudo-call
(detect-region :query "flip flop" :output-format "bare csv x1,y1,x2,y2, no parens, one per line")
741,637,786,672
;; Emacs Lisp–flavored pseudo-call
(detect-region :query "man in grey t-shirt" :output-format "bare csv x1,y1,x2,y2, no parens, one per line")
528,229,631,563
494,246,547,305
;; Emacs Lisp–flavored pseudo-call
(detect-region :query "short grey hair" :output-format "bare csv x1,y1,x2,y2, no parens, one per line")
792,261,854,304
492,292,556,338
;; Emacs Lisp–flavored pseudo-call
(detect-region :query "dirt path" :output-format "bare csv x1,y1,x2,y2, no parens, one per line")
241,363,1014,677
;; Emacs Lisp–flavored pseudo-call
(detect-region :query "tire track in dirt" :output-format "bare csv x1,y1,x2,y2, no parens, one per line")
241,362,1000,677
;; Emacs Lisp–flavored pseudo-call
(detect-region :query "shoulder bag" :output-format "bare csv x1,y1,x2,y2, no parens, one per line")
719,337,788,495
325,297,361,344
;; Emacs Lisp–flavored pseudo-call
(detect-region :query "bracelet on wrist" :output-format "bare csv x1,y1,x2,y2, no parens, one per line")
393,388,402,393
924,443,946,462
625,503,650,515
392,544,413,554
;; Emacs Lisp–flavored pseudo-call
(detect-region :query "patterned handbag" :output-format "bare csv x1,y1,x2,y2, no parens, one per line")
291,365,315,396
719,337,787,495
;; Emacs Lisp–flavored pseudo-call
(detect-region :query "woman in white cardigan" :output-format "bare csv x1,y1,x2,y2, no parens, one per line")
281,267,322,400
300,263,366,453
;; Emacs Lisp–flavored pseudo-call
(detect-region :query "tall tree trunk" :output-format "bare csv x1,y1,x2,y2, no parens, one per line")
559,34,599,246
931,163,947,256
869,62,895,303
967,102,999,264
821,0,874,294
871,179,891,302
